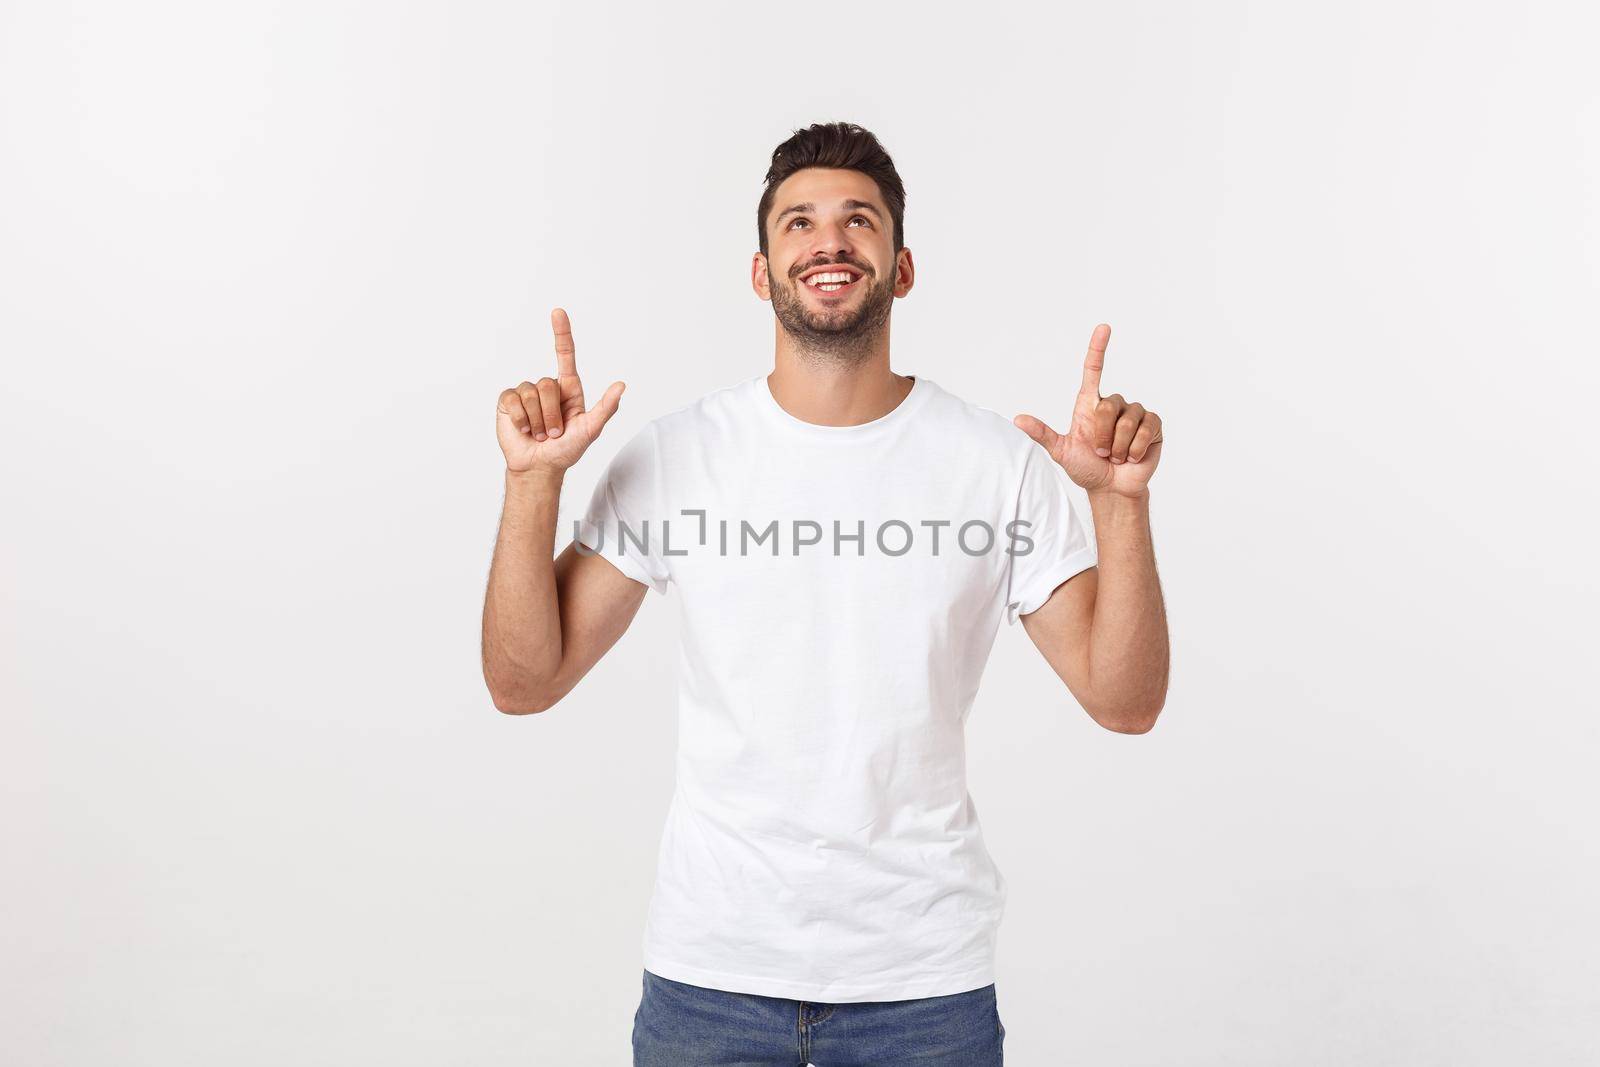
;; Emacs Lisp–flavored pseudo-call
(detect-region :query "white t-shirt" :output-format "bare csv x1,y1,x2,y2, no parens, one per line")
573,371,1098,1003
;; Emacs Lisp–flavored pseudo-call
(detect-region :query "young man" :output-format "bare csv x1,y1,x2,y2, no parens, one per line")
482,122,1169,1066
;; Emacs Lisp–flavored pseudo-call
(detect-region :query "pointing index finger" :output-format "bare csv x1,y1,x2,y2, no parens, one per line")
551,307,579,380
1079,323,1111,399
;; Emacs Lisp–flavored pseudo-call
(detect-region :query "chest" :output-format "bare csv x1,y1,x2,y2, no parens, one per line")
657,444,1018,627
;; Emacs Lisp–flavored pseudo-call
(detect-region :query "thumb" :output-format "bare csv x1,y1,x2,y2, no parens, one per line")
584,380,626,436
1013,413,1061,452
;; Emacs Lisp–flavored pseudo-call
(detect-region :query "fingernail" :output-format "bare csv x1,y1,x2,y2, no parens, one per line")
1096,447,1110,457
1111,456,1123,464
536,433,547,442
548,427,561,437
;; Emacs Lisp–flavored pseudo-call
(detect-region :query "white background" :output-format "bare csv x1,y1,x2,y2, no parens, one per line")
3,2,1597,1064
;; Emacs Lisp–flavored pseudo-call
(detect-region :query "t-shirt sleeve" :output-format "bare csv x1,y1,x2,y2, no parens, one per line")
571,422,672,595
1004,443,1099,625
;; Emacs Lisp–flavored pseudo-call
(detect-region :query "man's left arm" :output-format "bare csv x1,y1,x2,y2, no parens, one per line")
1013,324,1170,734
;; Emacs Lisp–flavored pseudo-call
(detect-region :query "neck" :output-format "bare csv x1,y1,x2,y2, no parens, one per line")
768,320,911,427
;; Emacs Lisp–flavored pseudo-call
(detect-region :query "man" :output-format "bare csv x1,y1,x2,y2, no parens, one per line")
481,122,1168,1066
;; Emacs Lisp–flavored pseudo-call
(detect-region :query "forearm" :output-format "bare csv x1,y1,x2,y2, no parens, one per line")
482,467,567,709
1082,489,1169,728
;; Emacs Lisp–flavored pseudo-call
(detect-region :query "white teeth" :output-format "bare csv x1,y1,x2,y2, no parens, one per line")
805,271,858,290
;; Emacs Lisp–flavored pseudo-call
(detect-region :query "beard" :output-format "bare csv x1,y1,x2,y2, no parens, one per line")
769,261,896,364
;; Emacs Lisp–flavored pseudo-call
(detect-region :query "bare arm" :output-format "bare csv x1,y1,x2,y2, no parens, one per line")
480,308,642,715
482,470,648,713
1020,490,1168,732
1014,324,1170,733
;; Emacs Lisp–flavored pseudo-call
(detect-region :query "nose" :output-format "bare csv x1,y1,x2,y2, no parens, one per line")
808,219,856,261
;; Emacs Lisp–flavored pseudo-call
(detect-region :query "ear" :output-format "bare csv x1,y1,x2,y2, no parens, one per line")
751,252,773,301
893,246,915,298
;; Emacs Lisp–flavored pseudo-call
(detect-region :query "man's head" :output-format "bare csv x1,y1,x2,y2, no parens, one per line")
752,122,912,360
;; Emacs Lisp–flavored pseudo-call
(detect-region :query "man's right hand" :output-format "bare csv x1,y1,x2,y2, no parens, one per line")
496,307,626,474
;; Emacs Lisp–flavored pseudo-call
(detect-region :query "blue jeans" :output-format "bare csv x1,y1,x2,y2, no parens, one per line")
632,968,1006,1066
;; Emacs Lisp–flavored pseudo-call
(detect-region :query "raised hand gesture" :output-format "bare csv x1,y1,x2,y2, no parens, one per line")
1013,324,1163,497
496,308,626,475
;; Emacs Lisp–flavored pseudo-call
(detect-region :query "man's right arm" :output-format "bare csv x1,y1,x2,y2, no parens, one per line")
480,307,641,715
482,468,647,714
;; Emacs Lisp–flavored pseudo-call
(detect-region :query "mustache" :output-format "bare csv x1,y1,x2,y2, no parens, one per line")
791,258,872,280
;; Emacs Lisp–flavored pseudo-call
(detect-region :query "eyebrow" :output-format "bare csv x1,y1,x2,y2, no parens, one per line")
772,199,885,229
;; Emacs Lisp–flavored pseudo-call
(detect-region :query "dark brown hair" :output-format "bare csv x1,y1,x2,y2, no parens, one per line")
757,122,906,259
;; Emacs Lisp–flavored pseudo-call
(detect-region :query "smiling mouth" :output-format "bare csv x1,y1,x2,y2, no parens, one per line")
800,269,863,296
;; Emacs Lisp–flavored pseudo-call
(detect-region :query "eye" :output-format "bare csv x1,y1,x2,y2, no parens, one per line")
787,215,871,230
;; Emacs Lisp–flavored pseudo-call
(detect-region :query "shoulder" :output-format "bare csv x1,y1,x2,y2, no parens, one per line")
916,377,1042,462
603,376,761,461
632,376,759,435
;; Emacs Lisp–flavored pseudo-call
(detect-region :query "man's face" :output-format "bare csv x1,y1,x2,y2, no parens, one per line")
756,168,909,355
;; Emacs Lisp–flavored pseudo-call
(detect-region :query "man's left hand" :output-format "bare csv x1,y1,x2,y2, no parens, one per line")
1014,323,1163,497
